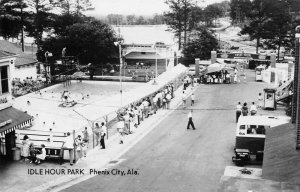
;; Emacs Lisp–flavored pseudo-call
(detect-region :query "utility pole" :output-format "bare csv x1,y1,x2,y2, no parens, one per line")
293,26,300,149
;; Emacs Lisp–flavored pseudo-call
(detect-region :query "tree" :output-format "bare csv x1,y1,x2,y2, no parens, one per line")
74,0,92,16
107,14,123,25
182,26,218,60
126,14,135,25
39,20,118,79
229,0,252,25
0,0,29,50
261,0,293,59
136,16,146,25
164,0,194,50
204,4,223,27
240,0,273,53
164,0,184,50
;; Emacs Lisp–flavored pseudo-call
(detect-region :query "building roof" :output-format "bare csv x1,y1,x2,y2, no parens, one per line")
0,40,37,67
262,123,300,185
125,51,165,60
0,50,15,59
0,107,33,136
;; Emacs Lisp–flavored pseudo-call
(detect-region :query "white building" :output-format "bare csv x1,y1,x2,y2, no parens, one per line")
0,40,38,81
0,51,33,160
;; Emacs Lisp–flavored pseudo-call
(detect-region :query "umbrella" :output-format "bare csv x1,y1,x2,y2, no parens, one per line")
72,71,86,78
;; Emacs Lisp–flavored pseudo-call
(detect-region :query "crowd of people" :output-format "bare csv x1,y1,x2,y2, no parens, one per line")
20,135,46,165
236,101,260,123
113,83,175,144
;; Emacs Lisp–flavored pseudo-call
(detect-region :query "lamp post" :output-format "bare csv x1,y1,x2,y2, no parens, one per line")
152,44,158,85
114,41,123,107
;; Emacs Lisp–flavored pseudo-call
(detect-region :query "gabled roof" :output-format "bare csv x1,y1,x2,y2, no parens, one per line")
0,40,37,67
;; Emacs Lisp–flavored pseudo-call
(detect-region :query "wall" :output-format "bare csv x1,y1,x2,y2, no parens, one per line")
0,58,14,111
13,65,37,80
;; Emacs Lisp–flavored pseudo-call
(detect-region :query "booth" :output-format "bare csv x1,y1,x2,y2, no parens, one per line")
205,63,234,84
255,65,265,81
263,88,277,110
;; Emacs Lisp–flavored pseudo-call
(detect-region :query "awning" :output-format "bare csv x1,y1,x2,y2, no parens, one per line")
0,107,33,137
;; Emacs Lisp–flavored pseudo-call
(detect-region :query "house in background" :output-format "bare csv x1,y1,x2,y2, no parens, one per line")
0,50,33,161
0,40,38,80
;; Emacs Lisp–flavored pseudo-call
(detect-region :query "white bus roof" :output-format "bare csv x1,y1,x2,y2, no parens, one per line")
237,116,290,127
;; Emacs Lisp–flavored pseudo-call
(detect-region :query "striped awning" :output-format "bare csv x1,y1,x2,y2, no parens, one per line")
0,107,33,137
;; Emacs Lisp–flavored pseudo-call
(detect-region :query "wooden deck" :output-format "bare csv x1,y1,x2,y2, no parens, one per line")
262,123,300,185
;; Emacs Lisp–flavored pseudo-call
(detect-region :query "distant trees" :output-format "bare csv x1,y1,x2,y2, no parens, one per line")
104,14,165,25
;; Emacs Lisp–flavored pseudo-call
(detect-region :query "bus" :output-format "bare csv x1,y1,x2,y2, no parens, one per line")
255,65,265,81
233,116,290,165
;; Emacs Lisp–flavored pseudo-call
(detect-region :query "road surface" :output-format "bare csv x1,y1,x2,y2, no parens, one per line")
60,71,267,192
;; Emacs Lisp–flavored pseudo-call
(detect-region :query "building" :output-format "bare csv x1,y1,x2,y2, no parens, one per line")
0,51,33,161
123,43,175,73
0,40,38,81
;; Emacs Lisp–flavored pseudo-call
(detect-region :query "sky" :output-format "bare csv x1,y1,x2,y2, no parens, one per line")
88,0,227,16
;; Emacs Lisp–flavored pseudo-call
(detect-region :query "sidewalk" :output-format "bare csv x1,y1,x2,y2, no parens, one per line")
1,83,198,192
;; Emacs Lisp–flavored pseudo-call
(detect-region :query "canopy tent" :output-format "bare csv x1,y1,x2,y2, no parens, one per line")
206,63,234,74
72,71,86,78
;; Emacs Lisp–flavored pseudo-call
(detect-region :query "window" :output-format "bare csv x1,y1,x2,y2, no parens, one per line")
0,66,9,94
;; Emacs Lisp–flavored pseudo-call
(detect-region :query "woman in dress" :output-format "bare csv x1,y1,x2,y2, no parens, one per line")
35,144,46,164
21,135,30,161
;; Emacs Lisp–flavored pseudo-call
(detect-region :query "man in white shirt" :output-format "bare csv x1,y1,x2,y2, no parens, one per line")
166,93,172,109
61,132,74,165
236,102,242,123
250,102,257,116
191,93,195,106
142,100,149,118
187,110,196,130
100,122,107,149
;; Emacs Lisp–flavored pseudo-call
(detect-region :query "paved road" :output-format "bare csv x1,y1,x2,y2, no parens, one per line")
60,71,267,192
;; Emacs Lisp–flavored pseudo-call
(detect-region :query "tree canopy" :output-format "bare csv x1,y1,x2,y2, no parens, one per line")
39,20,118,65
182,27,218,60
238,0,300,55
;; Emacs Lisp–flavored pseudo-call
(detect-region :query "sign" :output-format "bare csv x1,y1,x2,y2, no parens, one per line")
0,119,12,128
217,52,271,60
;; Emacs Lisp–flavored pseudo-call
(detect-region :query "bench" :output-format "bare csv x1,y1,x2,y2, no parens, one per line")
34,145,64,164
16,130,68,164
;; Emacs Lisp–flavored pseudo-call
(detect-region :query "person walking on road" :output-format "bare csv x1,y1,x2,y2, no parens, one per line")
187,110,196,130
258,93,263,109
236,102,242,122
100,122,107,149
242,102,248,116
250,102,257,116
191,93,195,106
